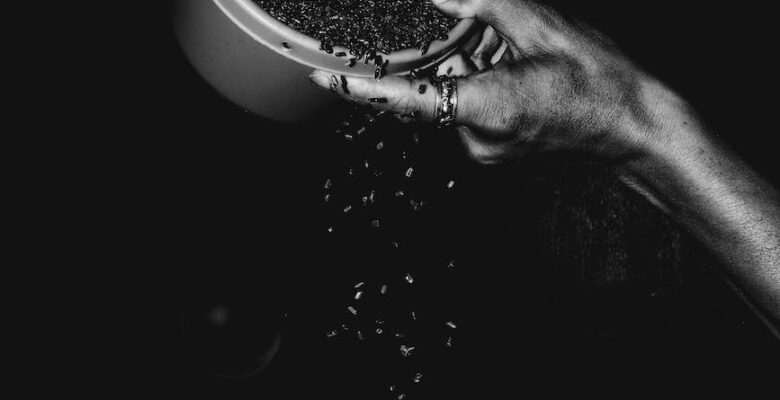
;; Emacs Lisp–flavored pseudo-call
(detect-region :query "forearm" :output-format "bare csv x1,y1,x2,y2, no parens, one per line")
618,77,780,323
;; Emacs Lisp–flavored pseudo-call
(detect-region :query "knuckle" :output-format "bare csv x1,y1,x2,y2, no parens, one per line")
466,148,499,165
469,51,488,64
349,78,370,97
462,138,497,164
465,150,489,164
390,94,416,114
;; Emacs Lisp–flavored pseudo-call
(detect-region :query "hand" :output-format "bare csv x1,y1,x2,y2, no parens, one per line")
309,0,654,164
308,1,780,328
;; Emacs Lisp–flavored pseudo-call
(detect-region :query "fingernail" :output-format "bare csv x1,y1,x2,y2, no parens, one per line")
308,71,330,90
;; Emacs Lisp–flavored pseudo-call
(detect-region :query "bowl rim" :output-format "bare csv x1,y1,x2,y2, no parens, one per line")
213,0,477,77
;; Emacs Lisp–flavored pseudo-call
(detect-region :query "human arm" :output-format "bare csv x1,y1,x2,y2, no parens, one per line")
308,0,780,326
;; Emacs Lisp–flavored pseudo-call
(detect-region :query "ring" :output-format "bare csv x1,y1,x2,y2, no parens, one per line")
434,75,458,127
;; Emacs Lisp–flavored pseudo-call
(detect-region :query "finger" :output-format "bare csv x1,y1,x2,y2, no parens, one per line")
457,126,502,164
309,69,484,127
309,70,437,120
430,1,517,34
406,51,476,123
436,51,477,77
393,112,418,124
458,21,488,55
435,23,493,78
429,0,482,19
457,126,531,164
491,40,508,65
432,0,567,57
470,26,503,70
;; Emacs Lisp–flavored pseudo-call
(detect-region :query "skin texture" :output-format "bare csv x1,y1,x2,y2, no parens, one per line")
308,0,780,328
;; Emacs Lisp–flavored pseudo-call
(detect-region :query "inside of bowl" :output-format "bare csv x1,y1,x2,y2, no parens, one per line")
231,0,478,76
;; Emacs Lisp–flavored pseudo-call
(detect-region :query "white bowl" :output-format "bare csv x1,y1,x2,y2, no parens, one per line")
173,0,478,122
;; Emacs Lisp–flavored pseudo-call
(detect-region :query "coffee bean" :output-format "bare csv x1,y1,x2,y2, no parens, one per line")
256,1,458,61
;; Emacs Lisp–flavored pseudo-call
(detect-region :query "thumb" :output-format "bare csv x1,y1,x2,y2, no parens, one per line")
309,69,473,124
430,1,519,28
429,0,483,19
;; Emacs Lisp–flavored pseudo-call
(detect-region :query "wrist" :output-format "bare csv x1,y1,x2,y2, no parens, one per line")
612,75,714,213
616,78,780,325
618,75,705,172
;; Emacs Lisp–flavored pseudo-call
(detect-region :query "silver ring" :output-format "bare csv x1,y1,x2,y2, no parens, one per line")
434,76,458,127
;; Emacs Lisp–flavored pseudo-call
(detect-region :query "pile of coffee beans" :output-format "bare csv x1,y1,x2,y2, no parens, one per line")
255,0,459,59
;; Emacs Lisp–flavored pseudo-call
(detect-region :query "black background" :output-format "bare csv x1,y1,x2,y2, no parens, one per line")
13,1,779,398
